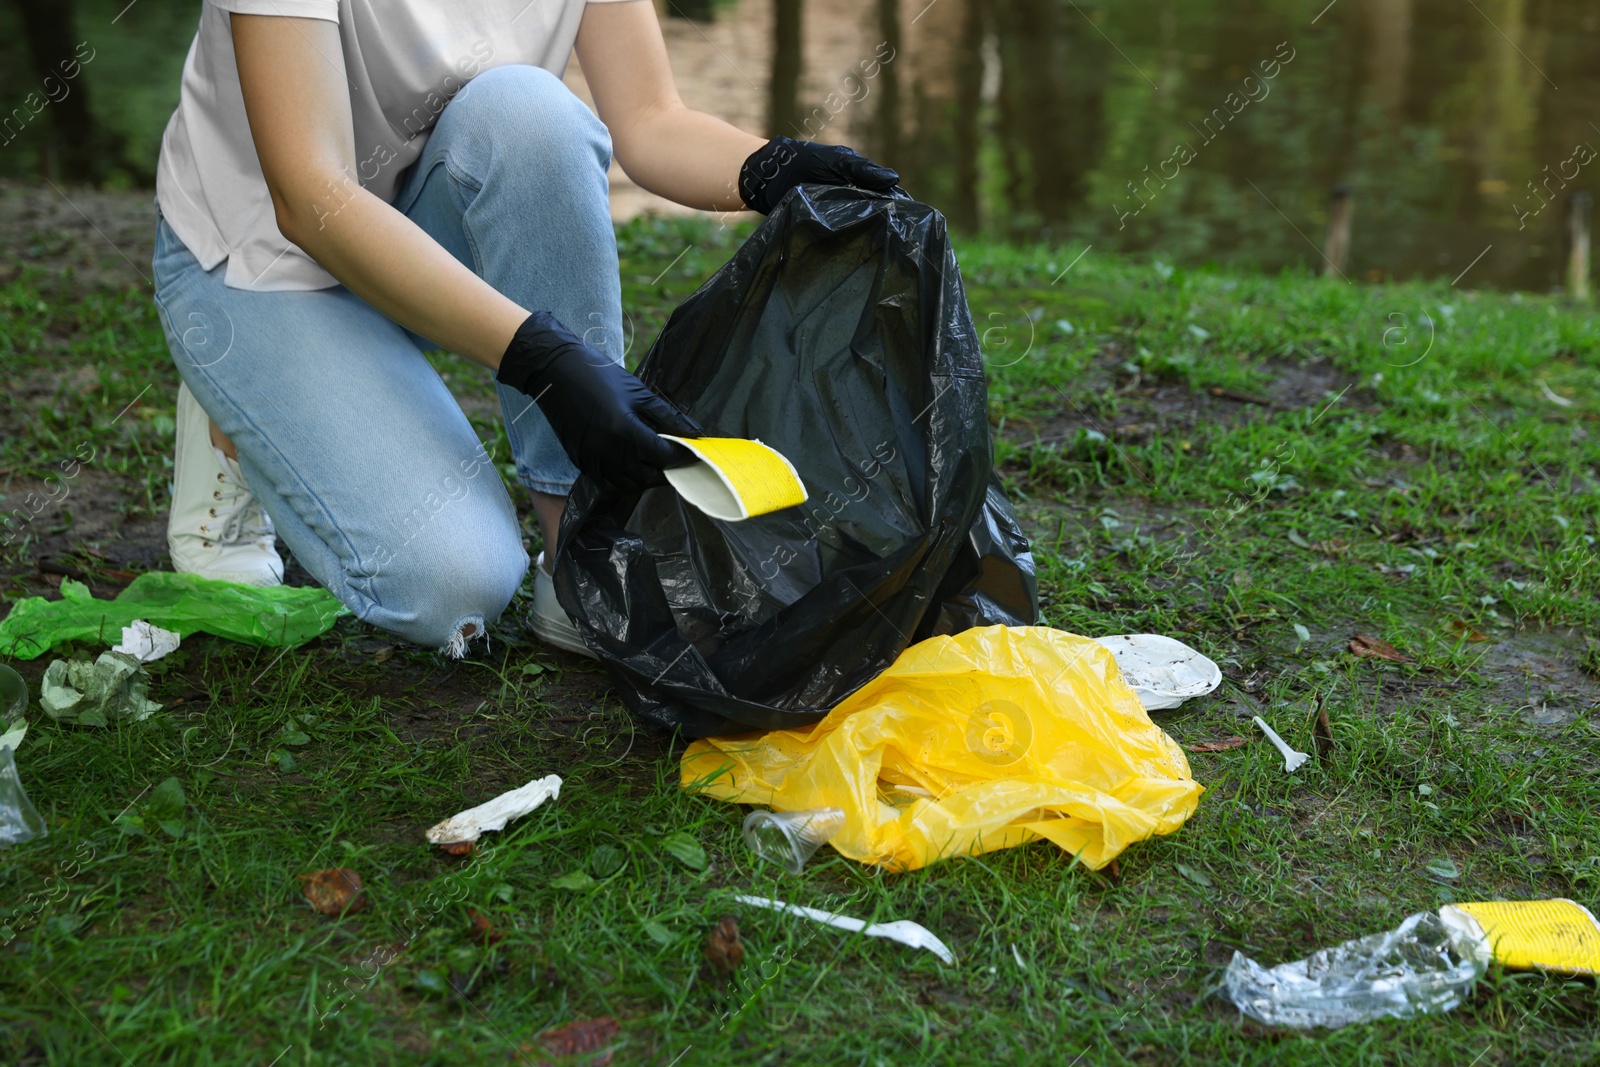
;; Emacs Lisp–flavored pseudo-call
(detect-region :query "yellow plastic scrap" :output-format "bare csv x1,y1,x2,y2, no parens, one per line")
1450,899,1600,975
682,626,1204,872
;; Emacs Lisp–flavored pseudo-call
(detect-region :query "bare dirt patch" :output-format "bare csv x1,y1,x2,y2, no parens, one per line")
1000,348,1366,453
0,180,157,295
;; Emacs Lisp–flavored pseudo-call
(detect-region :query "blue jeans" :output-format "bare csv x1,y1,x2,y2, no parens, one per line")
151,65,622,650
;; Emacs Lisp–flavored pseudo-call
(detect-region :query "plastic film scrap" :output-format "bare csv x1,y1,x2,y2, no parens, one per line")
1224,911,1490,1029
555,187,1038,736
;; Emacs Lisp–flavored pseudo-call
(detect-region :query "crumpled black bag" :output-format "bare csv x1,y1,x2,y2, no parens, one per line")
553,186,1038,737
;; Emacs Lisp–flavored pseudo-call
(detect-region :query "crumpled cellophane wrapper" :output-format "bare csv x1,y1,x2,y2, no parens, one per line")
682,625,1203,872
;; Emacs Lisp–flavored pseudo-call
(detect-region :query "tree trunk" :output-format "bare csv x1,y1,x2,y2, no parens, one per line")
873,0,901,167
950,0,982,232
768,0,803,138
13,0,106,183
992,0,1106,233
1367,0,1412,118
1323,185,1355,278
1568,191,1591,302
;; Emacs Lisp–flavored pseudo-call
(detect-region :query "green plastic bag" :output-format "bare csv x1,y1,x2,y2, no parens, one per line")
0,573,349,660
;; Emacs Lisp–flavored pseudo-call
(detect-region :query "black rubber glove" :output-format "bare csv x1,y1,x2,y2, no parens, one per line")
738,135,900,215
496,311,702,494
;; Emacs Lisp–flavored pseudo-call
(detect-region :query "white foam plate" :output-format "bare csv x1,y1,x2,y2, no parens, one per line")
1093,634,1222,711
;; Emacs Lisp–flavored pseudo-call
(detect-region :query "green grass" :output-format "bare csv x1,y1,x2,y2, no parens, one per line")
1,212,1598,1065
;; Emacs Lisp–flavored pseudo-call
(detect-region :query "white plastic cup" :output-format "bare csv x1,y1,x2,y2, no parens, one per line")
742,807,846,874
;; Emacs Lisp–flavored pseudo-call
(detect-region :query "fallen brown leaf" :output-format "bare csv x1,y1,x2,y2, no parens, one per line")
438,840,475,857
1209,386,1272,406
1312,538,1349,557
1349,633,1411,663
1380,521,1426,542
1186,736,1251,753
704,915,744,977
468,908,503,946
525,1017,619,1066
37,557,88,580
1448,619,1491,643
1312,696,1334,765
298,868,365,916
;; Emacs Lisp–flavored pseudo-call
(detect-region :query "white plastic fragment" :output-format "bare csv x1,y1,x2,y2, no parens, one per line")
112,620,182,663
1253,716,1309,772
733,893,955,964
0,720,25,753
425,774,562,845
1093,634,1222,711
1537,380,1575,408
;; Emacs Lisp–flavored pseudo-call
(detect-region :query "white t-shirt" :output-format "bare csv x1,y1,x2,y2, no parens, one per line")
155,0,631,292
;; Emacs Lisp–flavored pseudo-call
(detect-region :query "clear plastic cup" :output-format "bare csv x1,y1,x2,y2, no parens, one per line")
0,744,45,847
0,664,26,721
0,665,44,847
742,807,846,874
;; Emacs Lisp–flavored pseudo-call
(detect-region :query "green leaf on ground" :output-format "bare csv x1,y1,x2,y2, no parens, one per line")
147,777,185,821
588,844,626,879
551,871,597,891
660,831,707,871
1425,858,1461,882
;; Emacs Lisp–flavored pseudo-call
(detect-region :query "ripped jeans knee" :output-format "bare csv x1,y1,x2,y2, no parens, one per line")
444,615,488,659
347,542,528,656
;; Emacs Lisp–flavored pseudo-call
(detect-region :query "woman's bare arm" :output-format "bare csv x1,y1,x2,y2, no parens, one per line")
575,1,764,212
230,14,527,367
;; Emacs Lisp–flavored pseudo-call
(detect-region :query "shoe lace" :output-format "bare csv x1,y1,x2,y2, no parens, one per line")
213,460,272,545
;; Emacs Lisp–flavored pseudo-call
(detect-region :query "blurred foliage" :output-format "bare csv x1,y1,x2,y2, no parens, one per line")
4,0,1598,287
0,0,196,186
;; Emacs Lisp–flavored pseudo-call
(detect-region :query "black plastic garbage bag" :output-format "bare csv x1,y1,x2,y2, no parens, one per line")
554,186,1038,737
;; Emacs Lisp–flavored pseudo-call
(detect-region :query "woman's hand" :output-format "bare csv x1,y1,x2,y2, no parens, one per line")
737,136,900,214
497,312,701,493
577,4,898,214
575,3,765,212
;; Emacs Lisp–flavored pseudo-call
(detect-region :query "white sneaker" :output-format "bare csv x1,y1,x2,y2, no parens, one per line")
531,551,595,658
167,382,284,587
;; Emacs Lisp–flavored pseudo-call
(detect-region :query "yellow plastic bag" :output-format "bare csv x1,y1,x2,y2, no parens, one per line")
682,626,1204,872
